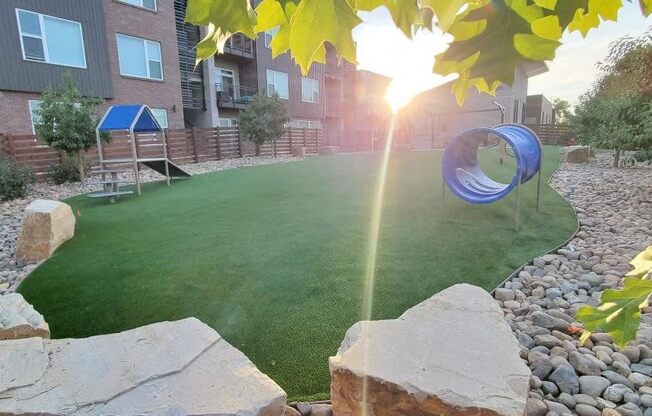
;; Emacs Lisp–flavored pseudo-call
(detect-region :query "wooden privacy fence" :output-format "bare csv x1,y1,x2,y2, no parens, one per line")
0,127,323,178
524,124,573,146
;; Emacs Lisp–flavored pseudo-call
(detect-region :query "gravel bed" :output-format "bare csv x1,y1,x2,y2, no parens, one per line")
494,152,652,416
0,156,303,292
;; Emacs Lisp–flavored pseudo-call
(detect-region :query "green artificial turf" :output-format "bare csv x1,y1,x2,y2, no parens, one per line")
19,147,576,401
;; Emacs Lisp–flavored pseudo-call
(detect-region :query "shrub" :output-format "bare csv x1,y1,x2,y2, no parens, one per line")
49,161,83,184
238,93,290,156
0,156,35,201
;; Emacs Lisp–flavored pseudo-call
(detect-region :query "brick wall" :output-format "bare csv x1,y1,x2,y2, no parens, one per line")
0,91,44,135
102,0,184,129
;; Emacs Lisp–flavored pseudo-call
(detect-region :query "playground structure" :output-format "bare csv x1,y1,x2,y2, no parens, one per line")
441,123,543,230
92,105,191,202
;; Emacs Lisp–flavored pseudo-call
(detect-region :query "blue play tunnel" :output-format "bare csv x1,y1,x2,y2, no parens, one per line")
442,124,542,204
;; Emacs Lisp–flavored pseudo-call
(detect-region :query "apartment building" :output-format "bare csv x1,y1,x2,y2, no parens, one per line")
0,0,184,135
178,0,355,146
526,94,554,125
352,63,549,150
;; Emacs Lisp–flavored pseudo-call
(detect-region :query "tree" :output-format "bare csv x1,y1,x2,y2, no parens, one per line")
551,98,571,124
570,31,652,167
34,73,108,182
186,0,652,105
238,93,290,156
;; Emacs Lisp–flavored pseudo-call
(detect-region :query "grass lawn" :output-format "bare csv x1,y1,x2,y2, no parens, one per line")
19,147,576,401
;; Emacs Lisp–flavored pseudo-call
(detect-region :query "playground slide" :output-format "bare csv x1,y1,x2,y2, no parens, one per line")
442,124,542,204
142,160,191,178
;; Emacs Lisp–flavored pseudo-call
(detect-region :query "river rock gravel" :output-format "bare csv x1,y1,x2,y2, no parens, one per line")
494,152,652,416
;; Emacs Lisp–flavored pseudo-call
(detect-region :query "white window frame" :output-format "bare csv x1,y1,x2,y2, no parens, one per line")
28,100,43,134
266,69,289,100
301,77,319,104
15,9,87,69
116,34,163,81
297,120,316,129
150,108,168,129
117,0,157,12
264,27,280,48
218,118,238,128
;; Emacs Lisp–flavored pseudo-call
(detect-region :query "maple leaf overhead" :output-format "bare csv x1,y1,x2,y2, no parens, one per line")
186,0,650,103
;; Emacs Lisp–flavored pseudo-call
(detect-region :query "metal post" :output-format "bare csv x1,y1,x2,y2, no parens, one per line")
441,173,446,220
95,130,104,164
535,169,542,212
129,130,141,195
514,176,522,232
162,131,171,187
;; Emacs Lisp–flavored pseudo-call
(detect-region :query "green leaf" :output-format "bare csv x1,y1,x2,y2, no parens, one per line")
576,278,652,349
255,0,298,58
531,15,562,40
384,0,422,38
534,0,557,10
186,0,257,60
289,0,361,75
353,0,387,12
642,0,652,16
514,33,560,60
421,0,476,32
626,246,652,279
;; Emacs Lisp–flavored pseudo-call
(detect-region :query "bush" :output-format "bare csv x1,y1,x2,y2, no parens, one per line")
0,156,35,201
49,161,83,184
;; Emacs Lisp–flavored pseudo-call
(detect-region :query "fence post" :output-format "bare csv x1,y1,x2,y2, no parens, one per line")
215,126,222,160
273,138,277,158
6,133,15,157
315,129,320,154
302,128,307,148
288,128,293,151
237,127,243,158
191,128,200,162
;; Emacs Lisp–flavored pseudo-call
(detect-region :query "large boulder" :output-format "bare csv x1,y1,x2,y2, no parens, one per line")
16,199,75,263
560,146,590,163
329,284,530,416
0,318,286,415
0,293,49,340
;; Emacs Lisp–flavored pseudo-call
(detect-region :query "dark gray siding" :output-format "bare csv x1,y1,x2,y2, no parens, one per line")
0,0,112,98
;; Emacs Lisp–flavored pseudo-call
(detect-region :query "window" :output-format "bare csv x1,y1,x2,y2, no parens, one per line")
118,0,157,11
16,9,86,68
297,120,316,129
265,27,279,48
28,100,43,133
116,34,163,80
266,69,289,99
150,108,168,129
215,68,236,95
301,77,319,103
218,118,237,128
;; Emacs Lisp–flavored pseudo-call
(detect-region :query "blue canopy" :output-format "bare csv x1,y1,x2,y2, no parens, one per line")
97,105,162,133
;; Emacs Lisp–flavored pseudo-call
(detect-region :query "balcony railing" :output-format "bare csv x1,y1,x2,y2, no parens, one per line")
216,84,257,109
223,34,255,59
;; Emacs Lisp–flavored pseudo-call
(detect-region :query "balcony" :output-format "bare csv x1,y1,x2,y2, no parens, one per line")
223,34,255,60
216,84,257,109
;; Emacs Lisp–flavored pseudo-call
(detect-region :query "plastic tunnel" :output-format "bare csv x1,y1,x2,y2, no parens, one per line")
442,124,542,204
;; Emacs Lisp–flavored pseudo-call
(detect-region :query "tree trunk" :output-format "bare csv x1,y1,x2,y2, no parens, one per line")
613,149,621,168
78,152,86,184
255,143,260,156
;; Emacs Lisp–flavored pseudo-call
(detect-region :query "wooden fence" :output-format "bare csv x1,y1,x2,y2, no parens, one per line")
0,127,323,178
524,124,573,146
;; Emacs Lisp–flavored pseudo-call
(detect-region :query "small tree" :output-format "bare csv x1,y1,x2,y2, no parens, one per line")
35,73,108,182
238,93,289,156
570,30,652,167
551,98,571,125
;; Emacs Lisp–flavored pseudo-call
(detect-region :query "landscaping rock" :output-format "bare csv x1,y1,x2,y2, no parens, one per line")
0,293,49,340
579,376,611,397
559,146,590,163
575,404,601,416
0,318,286,415
330,284,530,416
527,398,548,416
549,365,580,394
15,199,75,264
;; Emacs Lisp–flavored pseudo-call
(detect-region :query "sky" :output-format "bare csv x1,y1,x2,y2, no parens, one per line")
353,4,652,106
